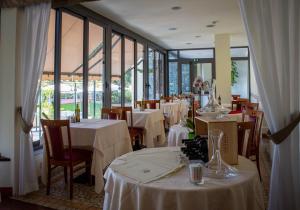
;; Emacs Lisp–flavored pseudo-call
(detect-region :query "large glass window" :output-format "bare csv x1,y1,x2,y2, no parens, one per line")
168,62,178,95
88,22,104,118
111,33,122,106
33,9,56,142
136,43,144,100
181,63,190,93
159,53,165,97
60,12,84,119
148,48,154,99
155,51,160,99
124,37,134,106
231,47,250,99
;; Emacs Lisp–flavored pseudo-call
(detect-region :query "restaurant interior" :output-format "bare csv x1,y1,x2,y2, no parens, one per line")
0,0,299,210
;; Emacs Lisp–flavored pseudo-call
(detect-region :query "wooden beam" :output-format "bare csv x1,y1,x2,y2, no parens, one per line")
0,0,98,8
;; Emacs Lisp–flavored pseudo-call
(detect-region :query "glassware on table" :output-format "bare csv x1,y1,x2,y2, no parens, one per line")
205,129,238,178
189,162,204,185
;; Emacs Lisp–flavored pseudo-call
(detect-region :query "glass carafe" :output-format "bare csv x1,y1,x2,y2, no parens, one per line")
205,129,238,178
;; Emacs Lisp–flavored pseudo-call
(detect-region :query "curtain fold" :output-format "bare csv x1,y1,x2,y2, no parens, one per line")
14,2,51,195
239,0,300,209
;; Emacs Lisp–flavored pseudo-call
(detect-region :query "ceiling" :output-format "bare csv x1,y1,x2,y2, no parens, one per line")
82,0,248,49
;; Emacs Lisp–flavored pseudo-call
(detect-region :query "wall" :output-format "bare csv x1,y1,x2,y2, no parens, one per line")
0,8,18,188
215,34,232,104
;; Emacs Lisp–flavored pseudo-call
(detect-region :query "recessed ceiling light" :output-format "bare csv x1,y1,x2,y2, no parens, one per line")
171,6,182,10
195,35,201,38
168,27,177,31
206,24,215,28
186,42,192,45
212,20,219,24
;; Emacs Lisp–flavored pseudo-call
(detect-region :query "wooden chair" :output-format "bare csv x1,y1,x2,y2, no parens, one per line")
241,102,259,112
101,108,123,120
232,98,249,111
237,121,255,158
41,119,92,199
241,110,264,179
162,96,173,102
232,94,240,100
135,100,160,109
112,106,145,147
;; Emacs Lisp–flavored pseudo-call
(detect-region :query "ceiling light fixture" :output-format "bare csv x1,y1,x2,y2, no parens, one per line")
186,42,192,45
195,35,201,38
212,20,219,24
168,27,177,31
206,24,215,28
171,6,182,10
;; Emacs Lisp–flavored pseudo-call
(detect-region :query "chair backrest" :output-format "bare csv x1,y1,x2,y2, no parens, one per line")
112,106,133,128
162,96,173,102
232,95,240,100
41,119,72,161
241,102,259,112
237,121,255,157
135,100,160,109
242,110,264,156
101,108,123,120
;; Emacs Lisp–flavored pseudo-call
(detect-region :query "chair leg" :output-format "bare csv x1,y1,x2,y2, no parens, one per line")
86,160,92,185
69,166,73,200
64,166,68,184
256,153,262,181
46,164,51,195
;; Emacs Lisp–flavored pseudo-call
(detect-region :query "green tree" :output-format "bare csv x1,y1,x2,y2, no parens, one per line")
231,61,239,86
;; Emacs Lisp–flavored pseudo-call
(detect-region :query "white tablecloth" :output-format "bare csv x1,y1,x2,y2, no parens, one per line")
167,124,189,146
129,109,166,147
161,101,189,126
42,119,132,193
103,147,264,210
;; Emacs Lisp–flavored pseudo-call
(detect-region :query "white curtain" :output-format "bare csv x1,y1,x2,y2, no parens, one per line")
239,0,300,209
14,2,51,195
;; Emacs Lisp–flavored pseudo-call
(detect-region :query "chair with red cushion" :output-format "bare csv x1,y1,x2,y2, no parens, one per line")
40,119,92,199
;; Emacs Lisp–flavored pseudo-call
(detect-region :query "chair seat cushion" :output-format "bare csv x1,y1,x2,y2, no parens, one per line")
64,149,92,162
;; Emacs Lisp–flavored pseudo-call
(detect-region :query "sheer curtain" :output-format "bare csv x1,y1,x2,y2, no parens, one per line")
14,2,51,195
239,0,300,209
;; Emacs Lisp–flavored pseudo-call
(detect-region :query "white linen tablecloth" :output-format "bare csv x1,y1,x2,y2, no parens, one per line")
128,109,166,147
103,147,264,210
42,119,132,193
161,101,189,126
167,124,189,146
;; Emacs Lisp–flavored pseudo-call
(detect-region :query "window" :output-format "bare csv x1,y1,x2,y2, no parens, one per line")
148,48,154,99
88,22,104,119
124,37,134,106
180,49,214,59
181,63,190,93
60,12,84,119
32,9,55,143
159,53,165,97
231,47,250,99
155,51,160,99
168,62,178,95
136,43,144,100
111,33,122,106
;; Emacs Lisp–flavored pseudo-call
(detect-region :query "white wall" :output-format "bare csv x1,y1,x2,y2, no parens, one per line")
215,34,232,104
0,8,18,188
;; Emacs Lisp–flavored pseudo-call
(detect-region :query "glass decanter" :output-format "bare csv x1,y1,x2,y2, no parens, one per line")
205,129,238,178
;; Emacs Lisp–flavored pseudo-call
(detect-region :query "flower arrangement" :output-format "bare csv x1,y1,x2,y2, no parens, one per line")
192,76,214,91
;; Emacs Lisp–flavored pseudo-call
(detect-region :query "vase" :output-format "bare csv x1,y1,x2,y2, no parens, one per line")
205,129,238,178
203,87,220,112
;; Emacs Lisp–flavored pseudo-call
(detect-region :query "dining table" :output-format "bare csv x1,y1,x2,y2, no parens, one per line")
41,119,132,193
103,147,264,210
160,100,189,126
128,109,166,147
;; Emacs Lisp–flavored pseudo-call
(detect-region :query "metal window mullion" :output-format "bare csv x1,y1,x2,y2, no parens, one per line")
134,41,137,102
144,43,148,99
83,18,89,118
104,26,112,108
121,35,125,106
54,9,62,119
153,50,156,99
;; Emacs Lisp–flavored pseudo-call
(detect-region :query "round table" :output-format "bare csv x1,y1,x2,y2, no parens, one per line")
103,147,264,210
167,124,189,146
